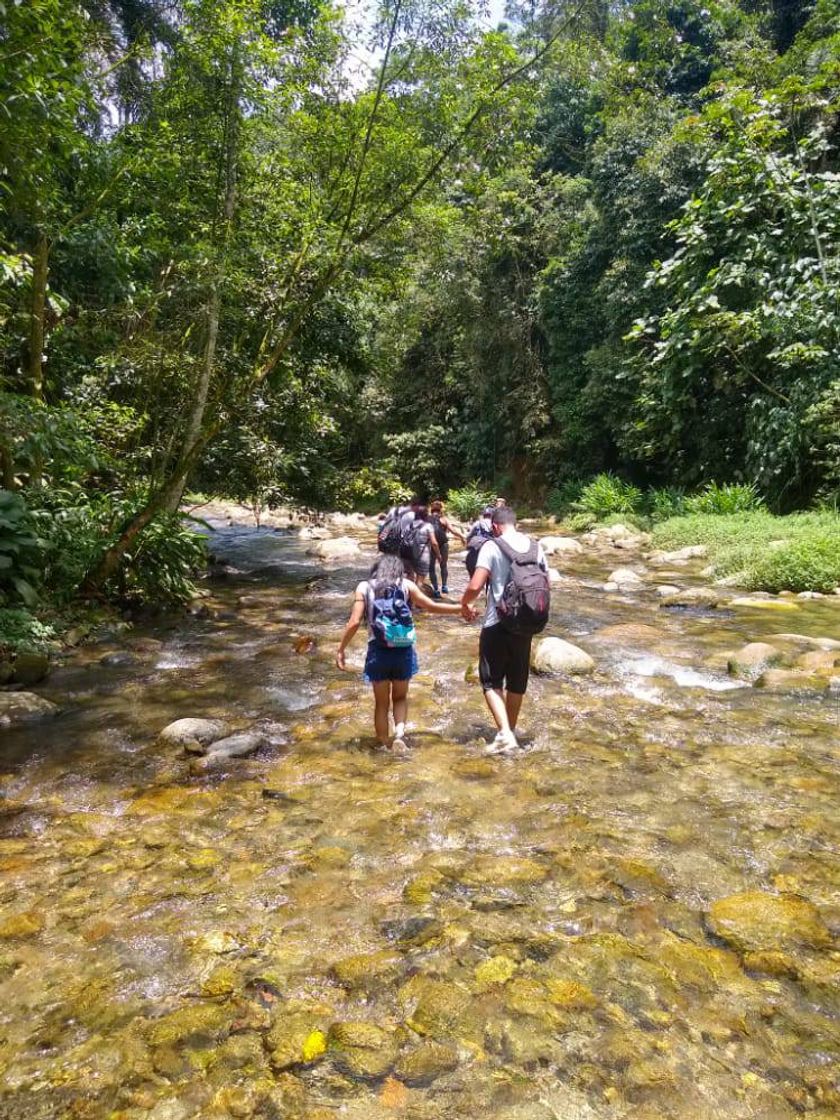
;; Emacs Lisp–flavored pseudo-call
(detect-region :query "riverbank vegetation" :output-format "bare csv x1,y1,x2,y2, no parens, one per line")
1,0,839,638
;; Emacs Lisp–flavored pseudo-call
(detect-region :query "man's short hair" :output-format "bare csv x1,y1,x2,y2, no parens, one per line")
492,507,516,527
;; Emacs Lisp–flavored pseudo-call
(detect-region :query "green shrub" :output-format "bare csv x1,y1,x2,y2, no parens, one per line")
28,488,206,608
684,482,764,515
645,486,686,522
0,608,56,655
446,483,495,522
335,465,408,513
747,536,840,594
546,480,583,517
0,490,44,606
574,473,642,519
652,510,840,592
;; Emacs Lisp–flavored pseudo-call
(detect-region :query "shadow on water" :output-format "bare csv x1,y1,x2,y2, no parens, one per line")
1,516,839,1119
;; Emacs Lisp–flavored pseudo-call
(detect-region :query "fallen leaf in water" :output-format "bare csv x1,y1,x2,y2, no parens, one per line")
380,1076,408,1109
293,635,317,654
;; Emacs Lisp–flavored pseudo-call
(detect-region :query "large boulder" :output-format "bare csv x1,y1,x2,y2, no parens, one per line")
11,652,50,686
158,718,229,748
308,536,362,561
755,668,827,693
0,692,59,727
707,891,831,954
539,536,584,556
531,637,595,675
727,642,782,680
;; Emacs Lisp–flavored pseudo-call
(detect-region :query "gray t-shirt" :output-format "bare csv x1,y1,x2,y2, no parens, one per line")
475,532,548,628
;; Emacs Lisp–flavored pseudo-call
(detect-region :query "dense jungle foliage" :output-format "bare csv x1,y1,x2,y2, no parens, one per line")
1,0,839,625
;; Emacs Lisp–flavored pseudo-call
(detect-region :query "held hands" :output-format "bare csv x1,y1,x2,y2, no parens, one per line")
461,601,478,622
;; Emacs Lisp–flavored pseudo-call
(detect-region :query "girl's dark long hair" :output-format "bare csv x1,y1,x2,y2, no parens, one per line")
371,554,405,597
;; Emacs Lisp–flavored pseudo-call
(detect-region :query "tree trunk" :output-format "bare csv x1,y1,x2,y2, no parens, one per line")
161,61,240,515
27,230,49,402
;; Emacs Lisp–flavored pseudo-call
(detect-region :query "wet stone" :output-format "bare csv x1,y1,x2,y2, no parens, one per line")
328,1021,397,1081
267,1011,331,1071
381,915,443,948
460,855,550,887
331,949,404,990
147,1002,230,1046
395,1042,460,1086
707,891,832,954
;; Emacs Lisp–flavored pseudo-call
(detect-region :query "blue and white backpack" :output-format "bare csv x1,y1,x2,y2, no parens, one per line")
368,582,416,648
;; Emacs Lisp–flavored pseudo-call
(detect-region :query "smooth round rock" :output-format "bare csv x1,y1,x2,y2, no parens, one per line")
308,537,362,561
158,718,230,748
531,638,595,675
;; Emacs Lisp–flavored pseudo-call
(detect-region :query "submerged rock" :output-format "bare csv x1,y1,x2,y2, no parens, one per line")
147,1002,230,1046
395,1041,459,1085
707,891,831,954
329,1021,397,1080
158,717,230,748
267,1012,330,1071
727,642,782,679
531,637,595,675
331,950,403,990
0,692,58,726
593,622,664,645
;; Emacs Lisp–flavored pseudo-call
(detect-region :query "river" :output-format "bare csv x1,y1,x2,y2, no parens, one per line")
1,511,838,1120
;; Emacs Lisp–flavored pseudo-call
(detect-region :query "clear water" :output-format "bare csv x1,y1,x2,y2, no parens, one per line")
1,517,838,1119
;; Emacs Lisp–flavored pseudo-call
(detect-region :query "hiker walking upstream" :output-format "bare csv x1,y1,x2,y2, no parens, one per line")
336,555,473,749
399,504,440,586
429,499,466,599
460,506,550,754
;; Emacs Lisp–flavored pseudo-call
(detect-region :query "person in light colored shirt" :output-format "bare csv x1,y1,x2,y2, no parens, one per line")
460,506,547,753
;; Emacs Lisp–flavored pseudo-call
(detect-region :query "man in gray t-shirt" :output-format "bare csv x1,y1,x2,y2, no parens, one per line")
460,506,547,753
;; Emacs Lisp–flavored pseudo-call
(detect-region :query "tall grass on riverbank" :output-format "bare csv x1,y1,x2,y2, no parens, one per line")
653,511,840,593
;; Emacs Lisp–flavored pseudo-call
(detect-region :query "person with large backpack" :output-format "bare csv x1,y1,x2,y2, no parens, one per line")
429,500,466,599
377,500,415,555
399,504,441,586
460,506,550,754
336,554,472,749
464,506,495,577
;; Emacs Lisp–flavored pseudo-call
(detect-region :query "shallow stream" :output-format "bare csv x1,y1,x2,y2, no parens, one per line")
1,515,838,1120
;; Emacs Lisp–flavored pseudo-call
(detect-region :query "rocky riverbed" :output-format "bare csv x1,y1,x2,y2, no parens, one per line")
0,505,838,1120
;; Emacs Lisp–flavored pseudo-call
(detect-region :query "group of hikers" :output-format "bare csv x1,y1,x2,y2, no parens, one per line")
336,497,551,755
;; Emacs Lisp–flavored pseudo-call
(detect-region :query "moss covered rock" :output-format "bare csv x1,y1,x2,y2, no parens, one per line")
331,949,403,990
707,891,831,954
147,1002,230,1046
266,1012,331,1071
395,1042,459,1086
329,1021,396,1080
460,855,549,888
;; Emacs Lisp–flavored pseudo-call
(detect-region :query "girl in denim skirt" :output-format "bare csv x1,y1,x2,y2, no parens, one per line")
336,554,471,748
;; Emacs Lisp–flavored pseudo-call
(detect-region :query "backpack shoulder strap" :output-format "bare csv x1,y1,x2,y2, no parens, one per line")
495,536,538,564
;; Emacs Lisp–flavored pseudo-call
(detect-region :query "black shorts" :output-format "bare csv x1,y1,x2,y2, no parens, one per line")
479,623,533,695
